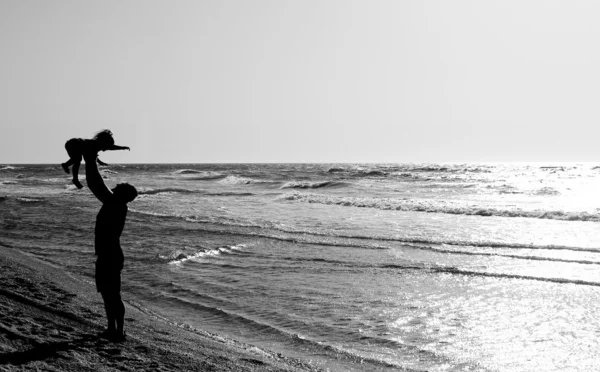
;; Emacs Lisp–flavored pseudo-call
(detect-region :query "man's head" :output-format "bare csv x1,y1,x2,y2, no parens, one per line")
112,183,138,203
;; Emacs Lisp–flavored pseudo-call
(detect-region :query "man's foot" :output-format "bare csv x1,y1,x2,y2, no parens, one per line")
98,329,116,340
61,163,70,174
73,179,84,189
111,331,126,343
98,329,126,342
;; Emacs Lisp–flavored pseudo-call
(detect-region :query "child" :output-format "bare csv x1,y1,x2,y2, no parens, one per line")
61,130,130,189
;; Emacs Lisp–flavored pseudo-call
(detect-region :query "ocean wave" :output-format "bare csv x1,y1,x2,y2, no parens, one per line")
429,266,600,287
16,197,45,203
354,170,388,177
218,175,269,185
172,169,204,174
171,169,224,180
0,166,22,171
409,165,492,173
205,192,255,197
157,244,246,265
487,184,523,194
540,166,566,171
156,292,438,372
129,209,178,218
281,192,600,222
138,187,201,195
533,187,561,196
407,245,600,265
280,180,346,189
8,177,73,186
130,206,600,254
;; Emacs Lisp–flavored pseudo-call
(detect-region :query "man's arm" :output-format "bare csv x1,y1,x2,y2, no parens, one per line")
105,145,130,151
83,150,113,203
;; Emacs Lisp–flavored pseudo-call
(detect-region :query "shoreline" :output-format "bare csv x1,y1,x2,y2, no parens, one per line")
0,246,320,372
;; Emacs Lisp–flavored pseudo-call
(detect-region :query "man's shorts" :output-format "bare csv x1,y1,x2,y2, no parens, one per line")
95,254,124,293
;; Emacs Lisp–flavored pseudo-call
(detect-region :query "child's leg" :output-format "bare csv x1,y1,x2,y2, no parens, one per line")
61,158,77,174
71,162,84,189
63,139,81,174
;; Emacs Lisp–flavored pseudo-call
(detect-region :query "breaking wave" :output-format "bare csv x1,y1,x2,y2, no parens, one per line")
157,244,246,265
218,175,271,185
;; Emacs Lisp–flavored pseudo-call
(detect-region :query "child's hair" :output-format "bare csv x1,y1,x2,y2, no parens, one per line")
93,129,115,145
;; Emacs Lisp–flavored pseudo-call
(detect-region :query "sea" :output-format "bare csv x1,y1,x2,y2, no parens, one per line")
1,163,600,371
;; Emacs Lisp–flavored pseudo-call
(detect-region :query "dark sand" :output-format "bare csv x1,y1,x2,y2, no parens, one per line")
0,246,321,371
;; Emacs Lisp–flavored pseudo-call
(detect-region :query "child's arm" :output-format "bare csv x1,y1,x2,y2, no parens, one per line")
104,145,130,151
97,158,109,166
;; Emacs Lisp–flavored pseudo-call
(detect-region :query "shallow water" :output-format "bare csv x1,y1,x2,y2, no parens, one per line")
2,163,600,371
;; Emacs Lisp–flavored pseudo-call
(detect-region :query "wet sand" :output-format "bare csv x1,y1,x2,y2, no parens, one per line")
0,246,320,372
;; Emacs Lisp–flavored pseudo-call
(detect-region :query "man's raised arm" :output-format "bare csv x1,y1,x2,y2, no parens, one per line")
83,150,113,203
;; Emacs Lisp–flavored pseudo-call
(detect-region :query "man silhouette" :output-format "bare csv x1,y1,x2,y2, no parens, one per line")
84,148,137,342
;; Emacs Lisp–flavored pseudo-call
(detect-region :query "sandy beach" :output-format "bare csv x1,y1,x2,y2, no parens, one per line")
0,245,319,372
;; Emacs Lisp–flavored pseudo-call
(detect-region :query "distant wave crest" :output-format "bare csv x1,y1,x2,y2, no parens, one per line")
280,180,346,189
138,187,200,195
16,197,45,203
172,169,203,174
533,187,561,196
219,175,269,185
171,169,224,180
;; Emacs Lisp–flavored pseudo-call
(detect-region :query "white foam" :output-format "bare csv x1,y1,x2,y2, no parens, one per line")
160,244,247,265
219,175,263,185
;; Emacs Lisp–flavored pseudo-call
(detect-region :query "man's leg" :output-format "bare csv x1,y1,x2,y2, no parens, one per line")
114,291,125,336
101,291,125,340
101,291,117,333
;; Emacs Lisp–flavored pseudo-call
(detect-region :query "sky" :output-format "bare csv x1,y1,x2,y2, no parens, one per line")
1,0,600,163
